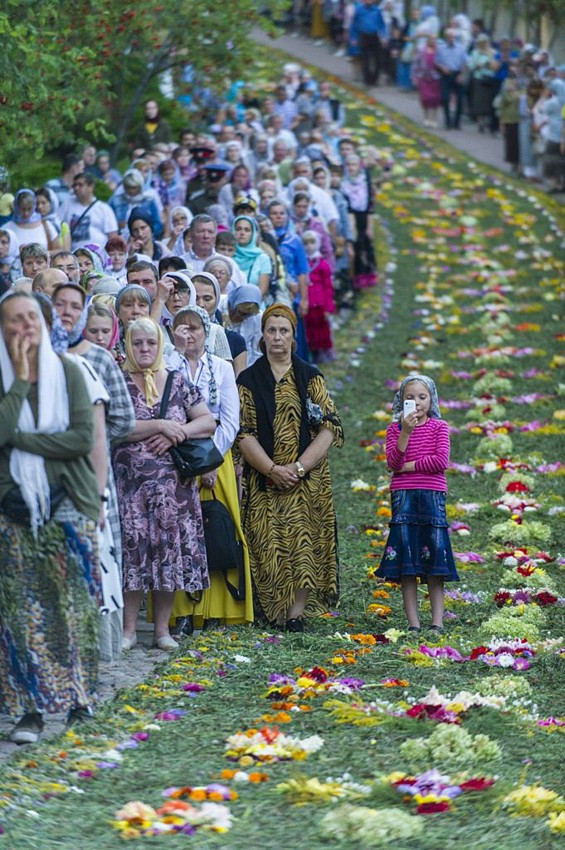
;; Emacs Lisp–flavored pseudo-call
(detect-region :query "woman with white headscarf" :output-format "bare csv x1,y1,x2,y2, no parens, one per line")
0,291,102,744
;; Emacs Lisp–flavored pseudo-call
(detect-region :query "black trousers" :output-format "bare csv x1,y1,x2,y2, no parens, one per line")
359,32,382,85
440,73,464,128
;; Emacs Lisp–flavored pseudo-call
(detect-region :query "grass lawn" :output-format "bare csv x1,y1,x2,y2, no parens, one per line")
0,55,563,850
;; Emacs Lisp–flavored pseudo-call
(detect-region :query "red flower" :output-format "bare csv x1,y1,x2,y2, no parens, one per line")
470,646,488,659
517,564,535,576
535,591,558,606
406,704,427,718
307,667,328,683
494,591,511,607
416,801,451,814
460,777,495,792
506,481,530,493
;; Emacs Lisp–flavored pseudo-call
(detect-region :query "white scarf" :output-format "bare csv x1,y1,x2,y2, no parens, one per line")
0,296,70,535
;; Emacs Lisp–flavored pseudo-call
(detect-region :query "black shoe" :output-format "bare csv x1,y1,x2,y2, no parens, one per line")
9,712,44,745
407,626,421,632
66,705,94,727
429,625,444,635
286,618,304,633
171,616,194,638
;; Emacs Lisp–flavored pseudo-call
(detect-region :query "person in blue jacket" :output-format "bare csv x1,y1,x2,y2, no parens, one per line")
350,0,386,87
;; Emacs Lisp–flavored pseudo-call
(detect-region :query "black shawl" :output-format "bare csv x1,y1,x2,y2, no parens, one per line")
237,354,320,489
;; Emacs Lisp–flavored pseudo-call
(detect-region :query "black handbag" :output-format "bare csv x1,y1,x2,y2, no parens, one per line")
0,485,67,528
159,371,223,478
201,493,246,601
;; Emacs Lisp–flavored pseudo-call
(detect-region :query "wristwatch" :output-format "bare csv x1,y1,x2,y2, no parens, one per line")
295,461,306,479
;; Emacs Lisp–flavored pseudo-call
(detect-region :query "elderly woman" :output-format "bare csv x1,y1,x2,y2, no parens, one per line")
114,284,152,362
109,168,163,238
290,191,336,272
237,304,343,631
52,284,135,660
232,215,272,298
468,34,497,133
159,270,196,338
189,272,235,362
114,318,215,651
153,305,253,632
412,34,441,128
165,205,193,253
218,165,259,219
340,154,377,289
228,285,263,368
0,291,102,743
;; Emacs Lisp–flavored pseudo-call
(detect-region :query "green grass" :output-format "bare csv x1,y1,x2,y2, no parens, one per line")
0,53,564,850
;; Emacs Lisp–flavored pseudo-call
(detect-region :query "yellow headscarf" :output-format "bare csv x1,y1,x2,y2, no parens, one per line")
123,317,165,408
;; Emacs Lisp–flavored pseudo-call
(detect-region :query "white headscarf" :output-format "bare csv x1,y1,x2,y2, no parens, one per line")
0,292,69,535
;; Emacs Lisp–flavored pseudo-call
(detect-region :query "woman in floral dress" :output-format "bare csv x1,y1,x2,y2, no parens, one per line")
113,317,215,651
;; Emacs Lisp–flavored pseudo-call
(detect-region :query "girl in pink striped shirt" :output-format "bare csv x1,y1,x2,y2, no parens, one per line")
376,375,458,634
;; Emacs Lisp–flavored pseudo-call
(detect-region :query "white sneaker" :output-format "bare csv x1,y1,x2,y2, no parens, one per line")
154,635,179,651
334,48,345,57
121,633,137,651
9,713,44,745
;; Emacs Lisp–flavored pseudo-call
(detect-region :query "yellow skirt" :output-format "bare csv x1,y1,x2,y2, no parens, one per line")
146,449,254,628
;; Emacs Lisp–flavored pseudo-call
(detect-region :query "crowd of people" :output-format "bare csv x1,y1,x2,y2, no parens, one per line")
283,1,565,190
0,59,376,746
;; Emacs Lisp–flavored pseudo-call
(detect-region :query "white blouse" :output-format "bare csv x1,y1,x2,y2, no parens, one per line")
166,350,239,457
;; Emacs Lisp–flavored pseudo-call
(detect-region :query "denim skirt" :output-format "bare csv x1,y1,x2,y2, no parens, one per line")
376,489,459,582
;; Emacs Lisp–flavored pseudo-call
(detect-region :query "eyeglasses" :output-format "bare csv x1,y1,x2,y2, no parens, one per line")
173,285,190,295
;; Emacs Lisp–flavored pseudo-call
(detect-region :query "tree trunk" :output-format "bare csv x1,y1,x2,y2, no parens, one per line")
110,38,174,163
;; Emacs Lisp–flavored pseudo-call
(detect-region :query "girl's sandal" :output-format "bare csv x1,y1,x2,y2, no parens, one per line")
429,625,444,635
407,626,421,633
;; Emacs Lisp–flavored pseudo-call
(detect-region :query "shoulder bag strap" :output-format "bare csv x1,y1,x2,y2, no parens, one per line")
158,370,176,419
69,199,98,235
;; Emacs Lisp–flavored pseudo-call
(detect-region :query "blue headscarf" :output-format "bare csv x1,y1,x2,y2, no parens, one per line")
421,6,437,20
13,189,41,224
392,374,441,422
233,215,263,275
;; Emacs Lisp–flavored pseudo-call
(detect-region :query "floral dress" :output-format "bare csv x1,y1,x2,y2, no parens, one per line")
113,372,209,594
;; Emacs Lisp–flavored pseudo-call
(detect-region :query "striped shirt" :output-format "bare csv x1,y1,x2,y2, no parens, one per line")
386,418,450,492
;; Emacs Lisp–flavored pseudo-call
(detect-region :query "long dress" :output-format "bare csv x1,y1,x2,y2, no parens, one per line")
237,366,343,623
113,373,209,594
412,47,441,109
149,353,254,628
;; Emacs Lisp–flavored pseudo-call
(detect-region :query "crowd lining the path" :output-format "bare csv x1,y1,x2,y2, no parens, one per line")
0,6,513,747
281,1,565,189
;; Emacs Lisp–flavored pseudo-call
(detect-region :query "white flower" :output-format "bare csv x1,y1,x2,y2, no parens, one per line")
233,771,250,783
483,462,498,473
300,735,324,753
497,653,515,668
350,479,373,491
234,655,251,663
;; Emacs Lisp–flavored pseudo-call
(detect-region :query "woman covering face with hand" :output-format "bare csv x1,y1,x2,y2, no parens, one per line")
0,291,103,743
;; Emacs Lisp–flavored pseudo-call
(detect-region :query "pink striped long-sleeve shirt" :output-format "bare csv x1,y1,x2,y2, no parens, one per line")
386,418,450,492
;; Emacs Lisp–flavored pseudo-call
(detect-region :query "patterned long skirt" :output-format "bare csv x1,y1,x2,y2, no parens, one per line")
0,501,101,716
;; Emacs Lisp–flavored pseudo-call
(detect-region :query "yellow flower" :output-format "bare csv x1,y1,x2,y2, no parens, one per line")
367,604,392,617
504,785,563,817
548,812,565,833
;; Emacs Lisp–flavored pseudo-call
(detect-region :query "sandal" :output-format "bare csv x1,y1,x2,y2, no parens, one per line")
407,626,421,633
286,618,304,633
429,625,444,635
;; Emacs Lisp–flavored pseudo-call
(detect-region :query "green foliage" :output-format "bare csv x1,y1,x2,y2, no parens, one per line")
0,0,287,168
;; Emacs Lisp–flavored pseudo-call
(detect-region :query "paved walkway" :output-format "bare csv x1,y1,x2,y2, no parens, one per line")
252,27,519,176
